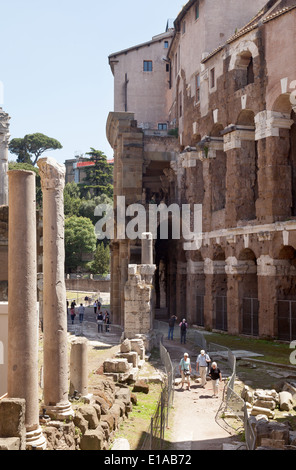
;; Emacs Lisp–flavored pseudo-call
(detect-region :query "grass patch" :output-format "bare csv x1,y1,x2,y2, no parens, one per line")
111,383,163,450
203,331,292,365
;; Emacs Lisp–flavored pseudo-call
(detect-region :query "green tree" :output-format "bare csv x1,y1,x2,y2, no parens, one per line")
90,242,110,275
64,216,97,272
9,133,62,166
81,148,113,198
64,182,82,217
79,194,113,225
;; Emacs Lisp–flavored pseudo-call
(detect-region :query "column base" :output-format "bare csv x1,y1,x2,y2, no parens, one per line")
44,402,74,421
26,425,47,450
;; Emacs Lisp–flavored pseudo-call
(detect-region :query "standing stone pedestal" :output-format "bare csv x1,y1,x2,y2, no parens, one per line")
7,170,46,449
38,158,74,420
69,338,89,398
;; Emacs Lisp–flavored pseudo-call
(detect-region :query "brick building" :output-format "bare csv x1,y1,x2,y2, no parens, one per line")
106,0,296,341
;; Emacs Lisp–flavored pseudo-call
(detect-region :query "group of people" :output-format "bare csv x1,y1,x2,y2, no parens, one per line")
67,299,111,333
179,350,222,397
168,315,189,344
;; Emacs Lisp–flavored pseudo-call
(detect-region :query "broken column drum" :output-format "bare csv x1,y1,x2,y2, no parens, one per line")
38,157,73,420
7,170,46,449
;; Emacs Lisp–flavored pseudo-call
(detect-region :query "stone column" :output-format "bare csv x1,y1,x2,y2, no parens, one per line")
7,170,46,449
69,338,89,398
223,125,256,227
0,109,10,206
37,157,73,420
255,111,294,223
141,232,153,265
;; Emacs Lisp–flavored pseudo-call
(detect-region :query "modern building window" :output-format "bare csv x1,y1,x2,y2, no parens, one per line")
182,21,186,35
195,2,200,20
195,74,200,102
158,123,168,130
164,41,169,49
210,67,215,88
143,60,153,72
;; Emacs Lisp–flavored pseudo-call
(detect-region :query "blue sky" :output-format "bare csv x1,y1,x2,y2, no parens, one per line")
0,0,183,164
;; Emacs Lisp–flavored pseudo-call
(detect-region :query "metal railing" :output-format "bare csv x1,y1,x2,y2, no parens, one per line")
141,335,175,450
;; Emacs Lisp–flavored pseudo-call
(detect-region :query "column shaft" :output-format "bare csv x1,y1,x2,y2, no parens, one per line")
38,157,73,419
8,170,46,449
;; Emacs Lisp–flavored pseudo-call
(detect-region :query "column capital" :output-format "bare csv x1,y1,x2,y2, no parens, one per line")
255,110,294,140
222,125,255,151
38,157,65,191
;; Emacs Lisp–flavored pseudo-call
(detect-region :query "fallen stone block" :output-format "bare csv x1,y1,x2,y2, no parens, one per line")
279,391,293,411
73,411,88,434
0,437,21,450
133,380,149,394
251,406,275,419
80,427,105,451
120,339,132,353
112,438,130,450
253,399,276,410
0,398,26,450
78,404,99,430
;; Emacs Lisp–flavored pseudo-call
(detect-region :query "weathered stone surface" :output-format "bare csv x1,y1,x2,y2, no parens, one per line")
80,427,105,451
0,399,26,450
73,411,88,434
120,339,132,353
250,406,275,419
133,380,149,394
78,404,99,430
0,437,20,450
112,438,130,450
279,391,293,411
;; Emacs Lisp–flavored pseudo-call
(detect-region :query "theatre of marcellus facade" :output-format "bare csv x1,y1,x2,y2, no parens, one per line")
106,0,296,342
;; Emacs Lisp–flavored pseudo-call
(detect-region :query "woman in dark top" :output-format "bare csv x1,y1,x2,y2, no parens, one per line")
210,362,222,397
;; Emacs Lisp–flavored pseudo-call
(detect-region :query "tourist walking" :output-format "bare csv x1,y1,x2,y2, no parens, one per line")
179,318,188,344
179,352,192,390
78,303,85,323
70,302,76,324
93,300,98,315
97,311,104,333
168,314,177,340
196,350,211,388
104,311,110,332
210,362,222,397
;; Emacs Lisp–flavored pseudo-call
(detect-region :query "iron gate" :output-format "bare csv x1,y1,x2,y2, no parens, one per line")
242,297,259,336
196,295,204,327
278,300,296,341
215,296,227,331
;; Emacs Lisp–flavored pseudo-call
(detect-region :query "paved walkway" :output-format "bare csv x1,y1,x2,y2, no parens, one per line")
163,338,237,451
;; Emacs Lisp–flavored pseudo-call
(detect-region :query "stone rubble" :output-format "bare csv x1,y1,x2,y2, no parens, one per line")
241,382,296,450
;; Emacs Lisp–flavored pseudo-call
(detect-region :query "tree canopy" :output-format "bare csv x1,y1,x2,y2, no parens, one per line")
9,133,62,166
64,216,97,272
81,148,113,199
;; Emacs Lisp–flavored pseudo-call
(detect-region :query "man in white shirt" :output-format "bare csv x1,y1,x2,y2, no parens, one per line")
196,350,211,388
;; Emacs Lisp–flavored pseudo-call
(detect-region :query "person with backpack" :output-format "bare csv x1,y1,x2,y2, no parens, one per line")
179,318,188,344
168,314,177,340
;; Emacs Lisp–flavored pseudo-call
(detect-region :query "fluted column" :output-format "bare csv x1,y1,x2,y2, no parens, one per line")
8,170,46,449
0,109,10,206
38,157,73,420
